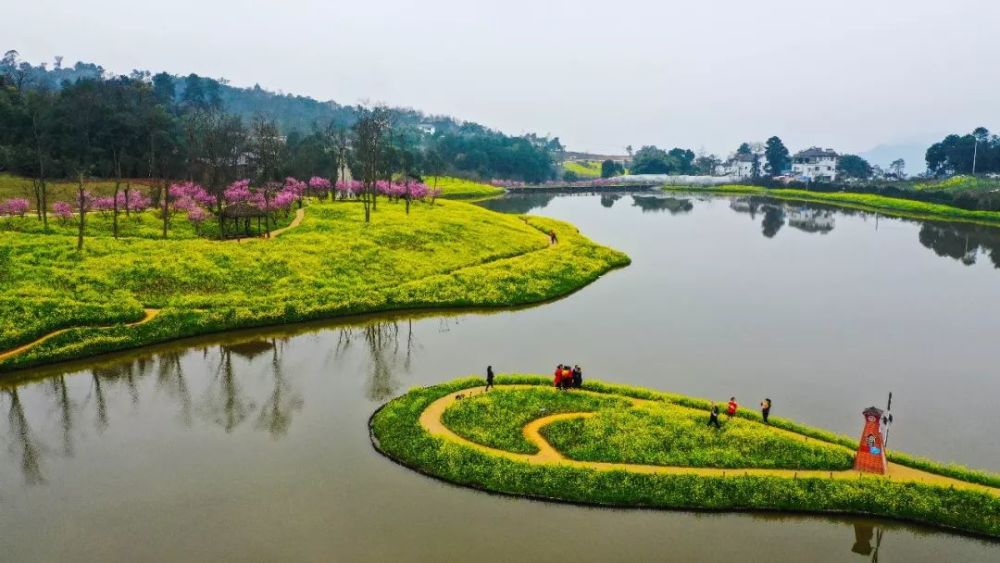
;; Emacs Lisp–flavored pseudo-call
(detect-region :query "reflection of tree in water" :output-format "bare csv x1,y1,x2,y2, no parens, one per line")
156,351,192,427
600,194,621,208
201,347,256,433
333,320,416,401
761,206,785,238
729,197,791,238
255,340,304,438
478,194,555,214
47,376,75,456
4,389,45,484
630,195,694,214
918,222,1000,268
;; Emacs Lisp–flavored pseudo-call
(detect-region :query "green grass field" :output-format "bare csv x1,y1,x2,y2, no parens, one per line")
665,184,1000,226
424,176,505,200
562,160,602,179
0,173,158,204
370,377,1000,538
0,200,629,370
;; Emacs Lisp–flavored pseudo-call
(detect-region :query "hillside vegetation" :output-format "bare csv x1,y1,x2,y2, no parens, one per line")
0,200,629,370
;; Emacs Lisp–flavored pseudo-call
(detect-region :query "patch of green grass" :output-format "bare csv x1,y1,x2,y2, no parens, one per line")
913,175,1000,194
665,184,1000,226
0,201,629,370
563,160,602,179
442,387,629,453
0,173,158,205
370,377,1000,538
542,402,853,470
424,176,504,200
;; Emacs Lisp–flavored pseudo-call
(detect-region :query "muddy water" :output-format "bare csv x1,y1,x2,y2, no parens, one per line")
1,193,998,561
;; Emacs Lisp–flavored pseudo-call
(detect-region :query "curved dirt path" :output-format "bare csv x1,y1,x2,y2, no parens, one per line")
0,308,160,363
228,208,305,244
420,385,1000,496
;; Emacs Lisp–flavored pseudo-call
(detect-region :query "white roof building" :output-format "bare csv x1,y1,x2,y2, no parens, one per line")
792,147,839,182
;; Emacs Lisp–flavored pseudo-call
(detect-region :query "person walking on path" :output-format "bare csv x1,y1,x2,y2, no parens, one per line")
726,397,739,419
760,398,772,424
485,366,495,391
708,402,721,429
572,365,582,388
549,230,558,245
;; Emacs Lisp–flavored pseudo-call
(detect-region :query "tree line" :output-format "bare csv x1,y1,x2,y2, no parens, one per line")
0,51,558,194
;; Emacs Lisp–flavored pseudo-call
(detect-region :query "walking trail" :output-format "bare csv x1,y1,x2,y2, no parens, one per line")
0,308,161,363
228,207,305,243
0,209,309,364
419,385,1000,496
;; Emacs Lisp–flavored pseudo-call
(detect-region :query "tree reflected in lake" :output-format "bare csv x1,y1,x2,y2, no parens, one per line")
918,222,1000,268
630,195,693,214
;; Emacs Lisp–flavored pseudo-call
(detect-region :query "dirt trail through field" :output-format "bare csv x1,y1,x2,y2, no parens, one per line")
0,308,160,363
419,385,1000,496
228,207,305,244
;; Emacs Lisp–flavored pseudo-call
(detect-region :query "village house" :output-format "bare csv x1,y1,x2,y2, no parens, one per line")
715,152,759,179
792,147,839,182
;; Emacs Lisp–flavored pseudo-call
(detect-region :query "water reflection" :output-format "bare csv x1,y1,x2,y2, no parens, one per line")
600,194,621,208
630,195,694,214
4,388,44,484
852,522,884,559
919,222,1000,268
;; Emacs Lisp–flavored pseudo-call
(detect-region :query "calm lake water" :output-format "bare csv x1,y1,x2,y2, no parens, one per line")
2,193,999,561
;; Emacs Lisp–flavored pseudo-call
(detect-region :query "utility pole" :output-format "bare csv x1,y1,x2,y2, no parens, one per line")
973,137,978,176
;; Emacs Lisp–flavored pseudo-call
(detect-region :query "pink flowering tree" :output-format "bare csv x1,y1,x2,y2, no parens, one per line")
53,201,74,224
308,176,332,200
0,198,31,219
284,177,307,208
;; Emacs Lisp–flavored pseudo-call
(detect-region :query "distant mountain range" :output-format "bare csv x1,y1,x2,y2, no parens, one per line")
859,141,936,175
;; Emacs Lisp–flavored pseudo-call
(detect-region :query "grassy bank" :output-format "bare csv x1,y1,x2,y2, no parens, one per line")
424,176,505,200
370,377,1000,538
664,184,1000,226
0,201,629,371
563,160,602,179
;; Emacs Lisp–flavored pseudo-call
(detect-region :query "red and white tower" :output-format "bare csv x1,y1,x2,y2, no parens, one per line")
854,406,887,474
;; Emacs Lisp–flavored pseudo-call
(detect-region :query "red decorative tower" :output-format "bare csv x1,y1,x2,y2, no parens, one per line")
854,406,887,474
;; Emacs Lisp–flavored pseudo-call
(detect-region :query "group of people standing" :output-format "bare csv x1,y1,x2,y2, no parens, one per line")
553,364,583,389
707,397,772,429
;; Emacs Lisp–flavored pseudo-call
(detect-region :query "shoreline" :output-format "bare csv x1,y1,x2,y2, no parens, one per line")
663,184,1000,227
0,203,630,374
370,377,1000,539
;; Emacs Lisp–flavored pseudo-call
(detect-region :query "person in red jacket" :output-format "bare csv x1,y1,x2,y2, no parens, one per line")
727,397,738,418
554,364,564,388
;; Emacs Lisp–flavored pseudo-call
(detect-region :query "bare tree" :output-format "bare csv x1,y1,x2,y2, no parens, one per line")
351,105,391,223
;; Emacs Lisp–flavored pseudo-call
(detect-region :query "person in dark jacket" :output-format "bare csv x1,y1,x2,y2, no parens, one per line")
708,402,721,429
760,398,772,423
571,365,582,388
486,366,495,391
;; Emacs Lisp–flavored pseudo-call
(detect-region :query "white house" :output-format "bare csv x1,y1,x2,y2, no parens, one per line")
792,147,838,182
715,153,759,179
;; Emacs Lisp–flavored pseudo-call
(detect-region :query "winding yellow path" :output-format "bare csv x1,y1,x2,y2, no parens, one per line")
0,208,308,363
420,385,1000,496
0,308,160,363
228,207,305,243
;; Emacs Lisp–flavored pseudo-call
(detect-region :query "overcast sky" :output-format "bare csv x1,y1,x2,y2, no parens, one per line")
7,0,999,160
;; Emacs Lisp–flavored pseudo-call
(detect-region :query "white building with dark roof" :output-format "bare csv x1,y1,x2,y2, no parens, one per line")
715,153,759,179
792,147,838,182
